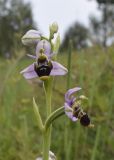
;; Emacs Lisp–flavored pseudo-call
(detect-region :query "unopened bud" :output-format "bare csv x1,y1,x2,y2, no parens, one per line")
22,30,41,46
49,22,58,39
50,22,58,34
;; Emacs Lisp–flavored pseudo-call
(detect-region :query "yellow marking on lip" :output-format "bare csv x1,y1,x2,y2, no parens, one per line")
88,124,95,128
39,76,50,81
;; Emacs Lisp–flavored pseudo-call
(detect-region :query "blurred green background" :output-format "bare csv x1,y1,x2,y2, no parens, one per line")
0,0,114,160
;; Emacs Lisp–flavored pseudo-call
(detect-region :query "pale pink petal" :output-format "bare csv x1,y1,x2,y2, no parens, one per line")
20,63,38,79
64,103,78,122
50,61,68,76
72,117,78,121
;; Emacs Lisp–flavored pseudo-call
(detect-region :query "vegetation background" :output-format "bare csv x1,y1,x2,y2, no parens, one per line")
0,0,114,160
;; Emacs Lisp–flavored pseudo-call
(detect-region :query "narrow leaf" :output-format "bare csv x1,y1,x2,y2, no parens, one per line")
33,97,44,132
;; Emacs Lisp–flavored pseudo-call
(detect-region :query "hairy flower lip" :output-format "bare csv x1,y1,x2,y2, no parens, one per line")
80,114,90,126
34,61,53,78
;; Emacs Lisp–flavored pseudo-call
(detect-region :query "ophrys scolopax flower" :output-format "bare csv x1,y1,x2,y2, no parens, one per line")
64,87,93,127
20,48,67,81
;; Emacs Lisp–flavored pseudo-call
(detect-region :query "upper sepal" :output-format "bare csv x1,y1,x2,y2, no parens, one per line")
65,87,81,105
36,40,54,59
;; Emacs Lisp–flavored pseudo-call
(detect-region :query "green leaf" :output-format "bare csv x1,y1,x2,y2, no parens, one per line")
33,97,44,132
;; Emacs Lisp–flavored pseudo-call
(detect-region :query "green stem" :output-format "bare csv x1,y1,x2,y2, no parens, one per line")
43,78,53,116
43,106,65,160
43,128,51,160
33,97,44,132
43,78,53,160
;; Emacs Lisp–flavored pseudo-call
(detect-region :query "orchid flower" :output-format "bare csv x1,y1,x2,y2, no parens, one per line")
20,48,67,81
64,87,91,127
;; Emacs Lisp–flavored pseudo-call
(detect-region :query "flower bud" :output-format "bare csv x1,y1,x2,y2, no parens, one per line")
50,22,58,34
49,22,58,39
21,30,41,46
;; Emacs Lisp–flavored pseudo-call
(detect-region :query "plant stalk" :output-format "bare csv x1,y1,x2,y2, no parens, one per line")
43,78,53,160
